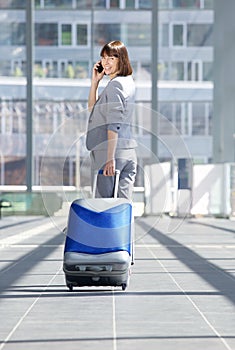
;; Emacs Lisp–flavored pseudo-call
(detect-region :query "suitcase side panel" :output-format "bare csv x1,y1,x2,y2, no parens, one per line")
64,201,132,255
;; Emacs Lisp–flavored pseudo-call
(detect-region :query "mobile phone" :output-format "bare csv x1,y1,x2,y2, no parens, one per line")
97,62,104,73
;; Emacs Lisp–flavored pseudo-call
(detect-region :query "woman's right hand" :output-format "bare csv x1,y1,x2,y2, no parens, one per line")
88,61,105,110
92,61,105,82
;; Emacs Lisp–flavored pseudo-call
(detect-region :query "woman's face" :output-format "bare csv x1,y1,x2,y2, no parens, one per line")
101,54,119,78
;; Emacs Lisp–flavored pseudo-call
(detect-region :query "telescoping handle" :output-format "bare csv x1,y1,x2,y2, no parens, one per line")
92,169,120,199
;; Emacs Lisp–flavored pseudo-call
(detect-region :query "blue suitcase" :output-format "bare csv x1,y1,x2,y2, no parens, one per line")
63,170,134,291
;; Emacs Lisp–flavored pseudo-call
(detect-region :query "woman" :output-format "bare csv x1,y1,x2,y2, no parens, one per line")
86,40,137,200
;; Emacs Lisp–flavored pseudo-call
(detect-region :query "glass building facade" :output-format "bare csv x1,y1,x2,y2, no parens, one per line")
0,0,214,187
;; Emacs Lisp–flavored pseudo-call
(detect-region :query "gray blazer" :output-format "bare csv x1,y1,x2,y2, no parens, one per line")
86,75,137,151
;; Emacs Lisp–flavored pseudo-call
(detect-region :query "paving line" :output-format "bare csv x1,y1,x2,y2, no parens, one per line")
135,244,235,249
112,288,117,350
135,244,161,248
142,239,233,350
0,267,62,350
0,244,64,249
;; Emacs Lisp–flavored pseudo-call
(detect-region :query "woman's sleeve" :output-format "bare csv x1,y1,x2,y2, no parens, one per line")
105,81,126,133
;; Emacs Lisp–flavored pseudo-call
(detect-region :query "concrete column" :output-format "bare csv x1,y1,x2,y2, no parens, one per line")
213,0,235,162
26,0,34,191
151,0,158,160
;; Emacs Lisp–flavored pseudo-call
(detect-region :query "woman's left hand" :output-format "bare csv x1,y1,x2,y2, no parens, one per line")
103,159,116,176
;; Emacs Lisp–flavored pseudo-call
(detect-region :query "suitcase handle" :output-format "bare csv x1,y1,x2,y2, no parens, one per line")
92,169,120,199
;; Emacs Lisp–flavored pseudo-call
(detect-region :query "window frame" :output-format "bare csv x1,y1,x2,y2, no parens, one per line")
58,22,90,47
187,60,203,81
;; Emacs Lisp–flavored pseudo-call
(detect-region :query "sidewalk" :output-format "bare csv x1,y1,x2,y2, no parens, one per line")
0,214,234,350
0,215,43,229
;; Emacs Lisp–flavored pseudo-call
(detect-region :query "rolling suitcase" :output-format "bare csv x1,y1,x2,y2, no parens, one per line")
63,170,134,291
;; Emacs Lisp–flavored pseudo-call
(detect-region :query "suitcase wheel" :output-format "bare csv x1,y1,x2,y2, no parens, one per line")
67,284,73,292
121,283,127,291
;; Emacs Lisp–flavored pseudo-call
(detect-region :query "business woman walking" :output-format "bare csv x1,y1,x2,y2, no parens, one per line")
86,40,137,200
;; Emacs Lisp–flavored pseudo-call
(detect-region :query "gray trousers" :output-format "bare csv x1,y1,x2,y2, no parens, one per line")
90,148,137,200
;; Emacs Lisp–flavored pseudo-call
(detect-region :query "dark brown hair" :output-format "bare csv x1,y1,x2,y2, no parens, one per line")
100,40,133,76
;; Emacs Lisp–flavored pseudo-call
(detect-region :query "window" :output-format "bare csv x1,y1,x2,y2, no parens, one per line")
61,24,72,45
34,61,45,78
12,23,26,46
159,103,173,135
159,102,212,136
12,61,24,77
0,23,25,46
34,101,54,134
59,60,67,78
0,61,11,76
126,0,136,9
93,0,106,9
127,24,151,46
159,103,183,134
180,103,188,135
12,101,26,134
168,23,213,47
110,0,120,7
94,24,121,45
172,24,184,46
44,0,73,8
174,103,182,132
77,0,93,9
44,61,58,78
35,23,58,46
203,62,213,81
35,0,41,8
172,0,200,8
57,60,86,78
188,61,202,81
0,0,25,8
74,61,89,78
187,24,213,47
21,61,26,76
159,0,170,9
0,23,11,45
138,0,152,9
158,61,169,80
171,62,184,80
76,24,88,46
192,103,206,135
59,23,88,46
158,0,213,9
